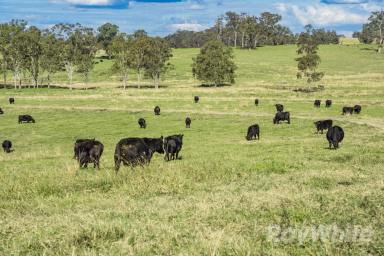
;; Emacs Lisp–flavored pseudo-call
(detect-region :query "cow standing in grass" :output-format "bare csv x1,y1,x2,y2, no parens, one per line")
0,108,3,114
314,120,333,134
194,96,199,103
326,126,344,149
154,106,161,115
2,140,12,153
246,124,260,140
114,137,164,172
255,99,259,106
354,105,362,114
75,140,104,169
185,117,191,128
314,100,321,108
275,104,284,112
342,107,354,115
326,100,332,108
138,118,147,129
164,134,183,161
9,98,14,104
273,112,290,124
18,115,35,123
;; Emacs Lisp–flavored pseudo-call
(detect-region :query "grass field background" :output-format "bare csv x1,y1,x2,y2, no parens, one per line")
0,44,383,255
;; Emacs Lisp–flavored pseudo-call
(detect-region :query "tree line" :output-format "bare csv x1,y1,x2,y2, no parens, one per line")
354,11,384,53
0,21,172,89
166,11,340,49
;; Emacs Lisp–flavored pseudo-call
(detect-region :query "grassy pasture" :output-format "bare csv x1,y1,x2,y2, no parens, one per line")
0,44,384,255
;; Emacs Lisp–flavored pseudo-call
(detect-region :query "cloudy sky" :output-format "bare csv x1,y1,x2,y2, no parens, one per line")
0,0,383,36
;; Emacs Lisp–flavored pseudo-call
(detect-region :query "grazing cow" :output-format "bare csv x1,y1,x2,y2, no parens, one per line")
314,100,321,108
18,115,35,124
255,99,259,106
114,137,164,172
314,119,333,134
154,106,161,115
164,134,183,161
185,117,191,128
326,126,344,149
194,96,199,103
246,124,260,141
9,98,14,104
73,138,95,159
326,100,332,108
275,104,284,112
342,107,354,115
75,140,104,169
0,108,3,114
273,112,290,124
2,140,12,153
354,105,362,114
138,118,147,129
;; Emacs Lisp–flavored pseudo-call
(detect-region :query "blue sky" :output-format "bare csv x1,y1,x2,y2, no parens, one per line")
0,0,383,36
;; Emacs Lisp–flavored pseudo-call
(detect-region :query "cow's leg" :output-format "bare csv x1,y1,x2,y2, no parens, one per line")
329,142,332,149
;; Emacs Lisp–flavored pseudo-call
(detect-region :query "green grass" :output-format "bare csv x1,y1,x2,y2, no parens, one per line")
0,44,384,255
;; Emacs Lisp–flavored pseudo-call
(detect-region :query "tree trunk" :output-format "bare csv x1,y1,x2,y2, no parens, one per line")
123,72,128,90
234,31,237,48
241,32,245,48
13,72,17,89
137,69,141,89
47,73,51,89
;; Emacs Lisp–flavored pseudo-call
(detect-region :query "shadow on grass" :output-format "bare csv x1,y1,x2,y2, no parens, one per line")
116,85,168,89
0,84,97,90
197,83,232,88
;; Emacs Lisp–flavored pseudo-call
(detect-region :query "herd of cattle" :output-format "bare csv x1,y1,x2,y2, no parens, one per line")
1,96,362,172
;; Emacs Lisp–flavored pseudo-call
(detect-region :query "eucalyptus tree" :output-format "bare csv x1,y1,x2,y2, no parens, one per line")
109,33,133,89
143,37,173,89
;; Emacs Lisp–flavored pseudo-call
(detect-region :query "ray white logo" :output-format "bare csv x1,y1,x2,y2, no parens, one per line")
266,224,374,244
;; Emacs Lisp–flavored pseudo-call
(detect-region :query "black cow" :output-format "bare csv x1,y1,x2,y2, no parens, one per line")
114,137,164,172
314,100,321,108
326,100,332,108
342,107,354,115
75,140,104,169
154,106,161,115
0,108,4,114
185,117,191,128
273,112,290,124
138,118,147,129
326,126,344,149
255,99,259,106
73,138,95,159
164,134,183,161
18,115,35,123
194,96,199,103
275,104,284,112
354,105,362,114
314,120,333,134
2,140,12,153
246,124,260,141
9,98,14,104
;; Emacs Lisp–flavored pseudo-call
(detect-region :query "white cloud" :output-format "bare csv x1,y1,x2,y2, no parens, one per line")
170,23,205,32
59,0,114,5
278,4,369,25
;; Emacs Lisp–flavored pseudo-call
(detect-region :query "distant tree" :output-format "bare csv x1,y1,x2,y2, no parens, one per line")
362,11,384,53
109,33,132,89
214,15,225,42
0,20,27,86
73,27,97,86
296,25,324,84
133,29,148,39
97,23,119,58
192,40,237,86
144,37,173,89
130,32,149,88
22,26,42,88
40,31,65,88
225,12,241,47
8,32,26,88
